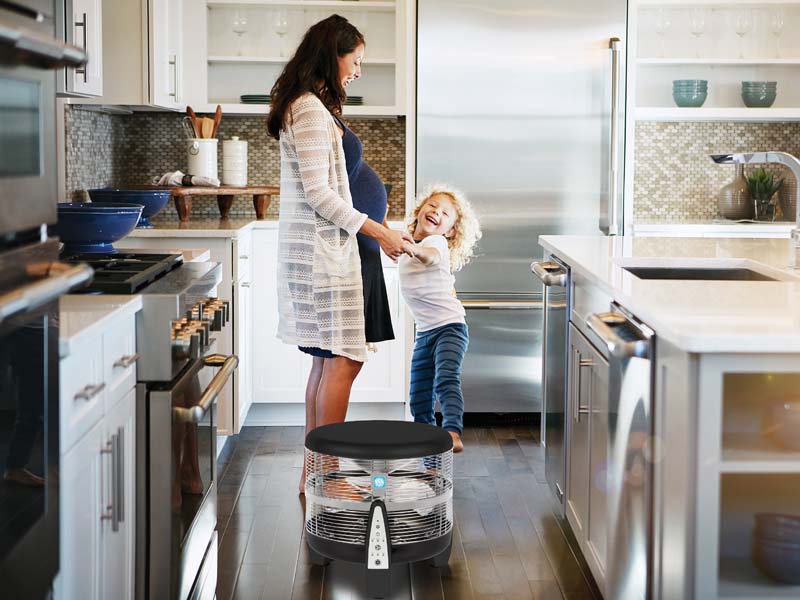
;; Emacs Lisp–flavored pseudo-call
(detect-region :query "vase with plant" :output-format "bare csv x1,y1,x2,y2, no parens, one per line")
745,167,784,221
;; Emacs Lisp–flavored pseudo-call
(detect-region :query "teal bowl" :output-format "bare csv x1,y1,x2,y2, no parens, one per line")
673,79,708,86
742,80,777,87
673,89,707,107
742,90,776,107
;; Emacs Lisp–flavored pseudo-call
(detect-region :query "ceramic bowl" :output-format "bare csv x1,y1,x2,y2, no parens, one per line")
753,536,800,584
755,514,800,544
742,90,777,108
55,203,144,253
87,188,172,228
673,89,707,107
762,400,800,450
673,79,708,87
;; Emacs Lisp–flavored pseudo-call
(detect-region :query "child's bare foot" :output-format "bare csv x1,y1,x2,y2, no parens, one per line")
448,431,464,453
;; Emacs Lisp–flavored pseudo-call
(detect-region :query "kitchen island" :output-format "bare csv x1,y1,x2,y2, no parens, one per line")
537,235,800,600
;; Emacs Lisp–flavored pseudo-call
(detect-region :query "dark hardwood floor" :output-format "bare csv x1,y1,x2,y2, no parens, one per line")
215,425,599,600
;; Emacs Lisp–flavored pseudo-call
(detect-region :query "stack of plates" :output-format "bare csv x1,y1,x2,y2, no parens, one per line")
240,94,271,104
344,95,364,106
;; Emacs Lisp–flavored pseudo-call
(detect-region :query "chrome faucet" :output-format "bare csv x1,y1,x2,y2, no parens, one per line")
710,152,800,269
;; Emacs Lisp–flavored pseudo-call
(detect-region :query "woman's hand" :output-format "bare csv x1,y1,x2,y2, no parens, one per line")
359,219,414,261
379,228,415,261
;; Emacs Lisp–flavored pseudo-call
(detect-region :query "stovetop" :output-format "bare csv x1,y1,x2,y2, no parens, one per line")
60,252,183,294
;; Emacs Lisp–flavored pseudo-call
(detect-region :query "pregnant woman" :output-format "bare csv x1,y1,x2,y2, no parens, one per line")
266,15,412,492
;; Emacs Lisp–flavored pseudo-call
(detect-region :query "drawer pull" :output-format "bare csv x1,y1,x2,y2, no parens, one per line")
74,382,105,401
113,353,140,369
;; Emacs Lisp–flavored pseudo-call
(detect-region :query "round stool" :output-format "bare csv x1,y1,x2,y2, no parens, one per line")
304,420,454,598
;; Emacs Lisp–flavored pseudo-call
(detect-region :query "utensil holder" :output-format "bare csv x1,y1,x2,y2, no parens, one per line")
187,139,218,180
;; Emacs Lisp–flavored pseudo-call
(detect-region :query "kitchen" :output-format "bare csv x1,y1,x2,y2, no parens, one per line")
2,0,800,598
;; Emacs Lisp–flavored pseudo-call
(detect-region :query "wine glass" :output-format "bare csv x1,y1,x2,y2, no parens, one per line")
734,9,752,59
232,11,248,57
273,10,289,58
689,8,706,59
654,9,672,58
771,8,785,58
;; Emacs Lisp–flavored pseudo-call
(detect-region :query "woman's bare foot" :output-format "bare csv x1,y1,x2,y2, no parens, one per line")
4,468,45,487
448,431,464,453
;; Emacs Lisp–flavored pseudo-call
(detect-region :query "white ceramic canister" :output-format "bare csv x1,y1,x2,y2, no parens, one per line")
222,136,248,186
187,139,218,180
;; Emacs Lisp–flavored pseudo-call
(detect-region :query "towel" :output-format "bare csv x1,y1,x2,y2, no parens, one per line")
154,170,220,187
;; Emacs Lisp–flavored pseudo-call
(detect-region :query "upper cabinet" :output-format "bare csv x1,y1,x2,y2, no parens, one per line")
631,0,800,121
75,0,184,109
58,0,104,97
183,0,411,116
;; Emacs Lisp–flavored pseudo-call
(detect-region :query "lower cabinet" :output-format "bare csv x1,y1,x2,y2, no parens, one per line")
251,227,407,408
59,387,135,600
566,322,609,593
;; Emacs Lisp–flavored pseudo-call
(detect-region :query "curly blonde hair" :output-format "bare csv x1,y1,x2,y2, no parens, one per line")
406,183,482,272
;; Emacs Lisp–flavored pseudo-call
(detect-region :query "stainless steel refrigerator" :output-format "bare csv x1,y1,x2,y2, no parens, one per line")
417,0,627,413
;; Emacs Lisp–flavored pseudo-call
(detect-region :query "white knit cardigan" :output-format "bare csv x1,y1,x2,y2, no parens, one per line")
276,93,369,362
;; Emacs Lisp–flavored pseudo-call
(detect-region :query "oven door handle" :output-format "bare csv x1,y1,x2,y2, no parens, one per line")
172,354,238,424
0,262,93,325
586,312,650,359
0,17,88,69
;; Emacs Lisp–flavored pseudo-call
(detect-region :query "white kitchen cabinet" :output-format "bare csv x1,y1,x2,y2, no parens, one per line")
57,308,137,600
566,322,609,594
233,230,254,428
250,227,408,418
75,0,184,109
59,0,104,96
184,0,414,116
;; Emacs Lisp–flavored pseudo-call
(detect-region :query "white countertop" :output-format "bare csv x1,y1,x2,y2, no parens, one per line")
539,235,800,353
633,220,794,236
125,218,407,238
115,246,211,262
59,295,142,359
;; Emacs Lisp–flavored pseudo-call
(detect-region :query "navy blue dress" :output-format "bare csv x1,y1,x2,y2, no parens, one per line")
299,115,395,359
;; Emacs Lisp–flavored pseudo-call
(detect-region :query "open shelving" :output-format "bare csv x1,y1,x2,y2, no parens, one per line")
632,0,800,120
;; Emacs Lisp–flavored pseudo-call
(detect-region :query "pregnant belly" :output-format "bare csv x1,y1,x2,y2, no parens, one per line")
351,164,388,254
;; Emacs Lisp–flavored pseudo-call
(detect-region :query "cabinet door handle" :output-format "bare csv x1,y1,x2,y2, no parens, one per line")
169,53,179,100
74,382,105,401
113,353,140,369
116,426,124,524
573,351,592,423
100,435,120,531
74,12,88,82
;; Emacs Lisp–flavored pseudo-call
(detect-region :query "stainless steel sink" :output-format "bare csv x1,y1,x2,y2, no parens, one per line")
623,267,778,281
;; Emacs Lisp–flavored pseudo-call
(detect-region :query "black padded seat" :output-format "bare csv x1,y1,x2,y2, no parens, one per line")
305,420,452,459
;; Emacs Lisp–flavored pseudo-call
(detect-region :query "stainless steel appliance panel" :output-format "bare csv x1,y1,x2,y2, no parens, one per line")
532,258,569,509
417,0,627,296
460,300,542,413
586,305,654,600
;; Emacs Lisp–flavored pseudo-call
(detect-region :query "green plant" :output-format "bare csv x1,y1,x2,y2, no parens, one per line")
745,167,784,220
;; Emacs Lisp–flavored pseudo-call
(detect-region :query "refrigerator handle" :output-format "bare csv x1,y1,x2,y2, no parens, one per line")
607,37,623,236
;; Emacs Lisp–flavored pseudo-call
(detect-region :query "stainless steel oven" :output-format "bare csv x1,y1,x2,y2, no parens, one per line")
0,0,85,237
0,238,91,597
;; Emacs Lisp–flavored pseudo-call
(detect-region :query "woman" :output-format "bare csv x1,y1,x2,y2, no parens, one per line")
267,15,411,492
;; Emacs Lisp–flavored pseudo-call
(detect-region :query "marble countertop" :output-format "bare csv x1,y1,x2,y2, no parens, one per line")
539,235,800,353
125,218,407,238
59,295,142,359
634,220,794,231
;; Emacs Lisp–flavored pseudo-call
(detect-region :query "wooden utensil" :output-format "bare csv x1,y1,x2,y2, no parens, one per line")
211,104,222,138
186,106,199,137
201,117,214,139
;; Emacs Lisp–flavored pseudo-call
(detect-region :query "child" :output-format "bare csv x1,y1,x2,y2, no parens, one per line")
399,184,482,453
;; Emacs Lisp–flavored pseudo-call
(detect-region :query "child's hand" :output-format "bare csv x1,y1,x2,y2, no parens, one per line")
402,241,417,259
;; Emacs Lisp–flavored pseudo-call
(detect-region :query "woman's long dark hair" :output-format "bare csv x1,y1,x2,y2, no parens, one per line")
266,15,364,139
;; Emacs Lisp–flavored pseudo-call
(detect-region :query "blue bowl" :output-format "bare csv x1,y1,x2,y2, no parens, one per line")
55,202,144,253
673,89,707,107
87,188,172,228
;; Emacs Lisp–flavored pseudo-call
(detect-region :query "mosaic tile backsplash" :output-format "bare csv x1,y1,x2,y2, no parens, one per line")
633,121,800,223
65,106,406,221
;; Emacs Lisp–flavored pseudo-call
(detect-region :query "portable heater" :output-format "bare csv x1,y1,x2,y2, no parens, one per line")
304,420,454,598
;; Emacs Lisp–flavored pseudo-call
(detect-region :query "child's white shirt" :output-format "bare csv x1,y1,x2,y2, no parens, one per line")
398,235,466,332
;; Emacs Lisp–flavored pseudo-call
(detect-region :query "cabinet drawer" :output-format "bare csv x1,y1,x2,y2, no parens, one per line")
61,336,105,454
103,314,137,411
